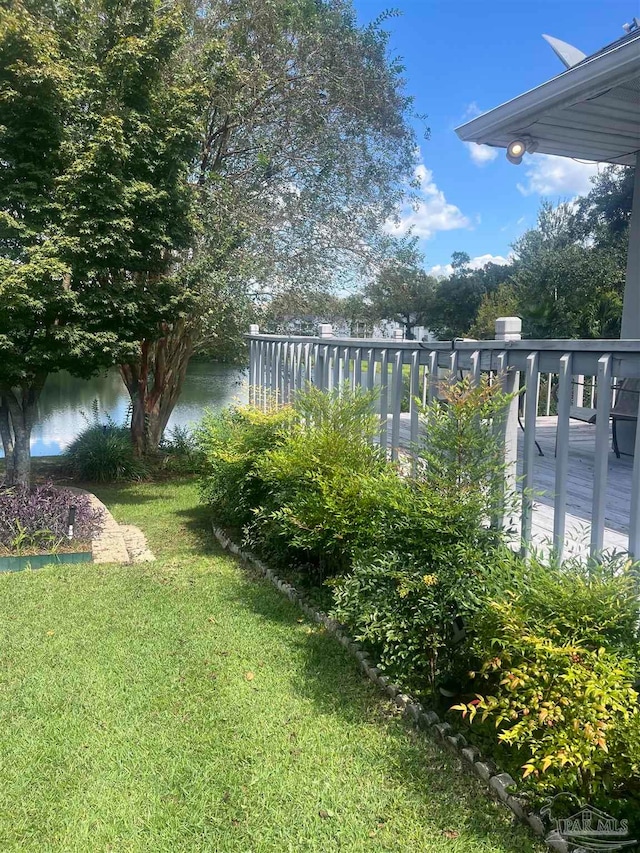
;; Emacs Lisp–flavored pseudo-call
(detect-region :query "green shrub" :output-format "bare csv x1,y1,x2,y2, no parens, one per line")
246,385,388,578
65,423,148,482
327,378,519,693
453,559,640,801
195,403,295,531
417,375,517,528
330,542,520,696
489,554,640,655
453,603,640,802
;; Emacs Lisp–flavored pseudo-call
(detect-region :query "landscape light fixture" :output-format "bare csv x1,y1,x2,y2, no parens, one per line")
67,505,77,540
506,135,538,165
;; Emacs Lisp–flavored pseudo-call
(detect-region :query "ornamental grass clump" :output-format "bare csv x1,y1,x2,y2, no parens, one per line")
65,424,149,482
0,482,104,555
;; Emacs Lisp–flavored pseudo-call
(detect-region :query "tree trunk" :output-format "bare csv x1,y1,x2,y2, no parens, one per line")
1,377,46,487
120,319,194,457
0,397,16,485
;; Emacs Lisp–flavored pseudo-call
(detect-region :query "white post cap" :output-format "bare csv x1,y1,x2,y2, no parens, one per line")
318,323,333,338
392,328,403,340
495,316,522,341
248,324,260,335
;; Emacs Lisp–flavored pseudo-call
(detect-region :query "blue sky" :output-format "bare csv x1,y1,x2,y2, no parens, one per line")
353,0,638,275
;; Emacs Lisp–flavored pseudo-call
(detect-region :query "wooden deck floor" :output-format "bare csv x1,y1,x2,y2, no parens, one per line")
394,414,632,560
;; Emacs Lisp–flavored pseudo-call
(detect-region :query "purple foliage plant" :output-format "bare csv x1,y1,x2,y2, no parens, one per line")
0,482,104,553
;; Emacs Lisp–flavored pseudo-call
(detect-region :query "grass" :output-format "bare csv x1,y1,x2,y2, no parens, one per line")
0,477,541,852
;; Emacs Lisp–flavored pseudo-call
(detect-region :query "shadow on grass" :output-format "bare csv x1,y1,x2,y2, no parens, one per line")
89,482,174,505
230,574,538,850
173,502,240,558
2,456,71,484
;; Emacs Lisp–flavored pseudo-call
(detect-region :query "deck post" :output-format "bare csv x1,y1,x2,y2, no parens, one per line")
621,154,640,339
494,317,521,531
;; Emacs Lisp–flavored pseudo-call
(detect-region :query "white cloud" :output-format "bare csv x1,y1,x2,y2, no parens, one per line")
429,253,513,279
387,160,470,240
464,141,498,166
462,102,482,120
516,153,600,197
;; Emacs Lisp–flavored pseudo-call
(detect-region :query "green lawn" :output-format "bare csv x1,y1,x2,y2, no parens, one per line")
0,479,540,852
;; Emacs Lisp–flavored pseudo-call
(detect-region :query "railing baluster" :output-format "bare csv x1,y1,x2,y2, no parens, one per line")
332,345,340,392
322,345,330,391
302,343,311,388
427,350,438,404
553,354,572,560
286,343,294,401
628,392,640,558
366,348,375,393
410,350,420,470
294,343,301,394
591,354,613,557
521,352,540,556
248,339,255,405
261,341,267,407
470,350,481,386
495,350,519,531
353,347,362,389
281,342,289,403
391,349,403,459
379,349,389,451
311,343,319,390
449,349,458,381
348,347,355,390
271,342,279,402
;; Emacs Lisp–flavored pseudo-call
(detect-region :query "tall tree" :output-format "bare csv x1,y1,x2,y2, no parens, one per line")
428,255,512,339
118,0,419,453
507,202,624,339
0,0,201,482
365,262,435,338
465,174,632,341
2,0,419,471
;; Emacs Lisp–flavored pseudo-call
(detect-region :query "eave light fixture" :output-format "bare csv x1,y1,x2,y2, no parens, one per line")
506,135,538,165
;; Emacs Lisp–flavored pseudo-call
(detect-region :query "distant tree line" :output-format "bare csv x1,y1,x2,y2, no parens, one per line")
263,166,632,342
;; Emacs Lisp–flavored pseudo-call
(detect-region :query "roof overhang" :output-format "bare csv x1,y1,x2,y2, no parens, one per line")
456,30,640,166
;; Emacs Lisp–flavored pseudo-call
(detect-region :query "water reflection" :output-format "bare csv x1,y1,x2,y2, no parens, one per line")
3,362,247,457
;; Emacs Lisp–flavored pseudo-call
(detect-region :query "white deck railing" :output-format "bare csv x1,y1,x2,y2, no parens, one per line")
246,318,640,562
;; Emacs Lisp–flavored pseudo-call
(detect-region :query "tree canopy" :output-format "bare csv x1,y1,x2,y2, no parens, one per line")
430,166,633,341
0,0,204,480
365,262,435,339
1,0,420,477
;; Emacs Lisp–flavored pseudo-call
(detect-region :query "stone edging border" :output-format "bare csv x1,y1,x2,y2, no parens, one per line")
212,524,563,852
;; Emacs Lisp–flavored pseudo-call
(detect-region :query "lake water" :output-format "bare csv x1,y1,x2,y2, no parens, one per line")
5,362,248,458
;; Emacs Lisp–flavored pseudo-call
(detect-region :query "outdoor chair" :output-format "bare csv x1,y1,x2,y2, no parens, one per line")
563,377,640,458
